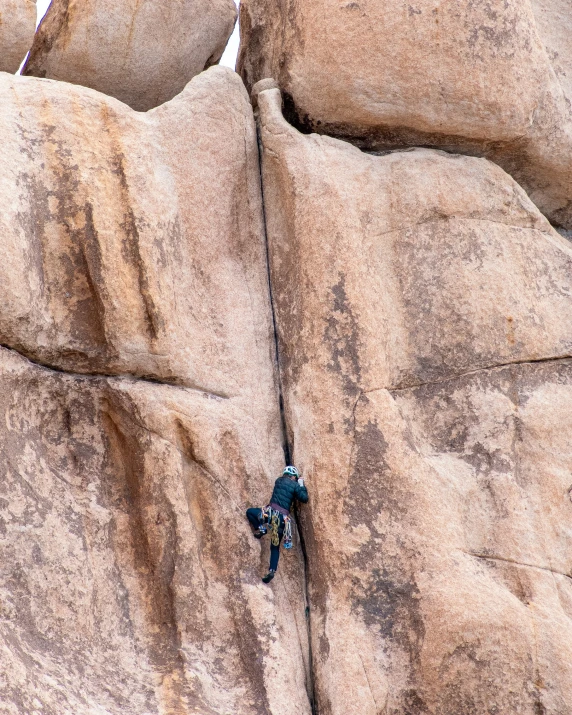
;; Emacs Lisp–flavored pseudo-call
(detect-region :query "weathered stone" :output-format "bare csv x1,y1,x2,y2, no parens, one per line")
240,0,572,228
0,0,36,72
531,0,572,103
257,85,572,714
0,67,268,400
0,69,312,714
0,347,311,714
23,0,237,110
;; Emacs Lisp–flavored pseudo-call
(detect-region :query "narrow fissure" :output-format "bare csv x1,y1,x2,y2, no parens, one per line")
295,504,318,715
256,126,317,715
465,550,572,580
381,353,572,395
255,128,291,467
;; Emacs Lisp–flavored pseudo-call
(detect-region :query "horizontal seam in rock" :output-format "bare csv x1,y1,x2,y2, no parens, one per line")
362,353,572,395
367,216,553,239
463,551,572,580
0,343,230,400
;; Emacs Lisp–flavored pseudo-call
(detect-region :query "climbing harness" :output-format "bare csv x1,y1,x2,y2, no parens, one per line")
260,506,294,550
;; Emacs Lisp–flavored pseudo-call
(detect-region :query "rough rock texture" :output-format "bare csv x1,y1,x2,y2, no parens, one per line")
258,84,572,714
0,0,36,72
0,349,311,715
531,0,572,103
0,70,312,714
239,0,572,229
23,0,237,110
0,67,266,394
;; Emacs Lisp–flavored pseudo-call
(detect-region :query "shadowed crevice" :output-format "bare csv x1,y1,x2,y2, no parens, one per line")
256,124,316,714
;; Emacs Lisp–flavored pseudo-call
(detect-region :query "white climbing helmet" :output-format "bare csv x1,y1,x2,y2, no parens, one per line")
283,466,299,479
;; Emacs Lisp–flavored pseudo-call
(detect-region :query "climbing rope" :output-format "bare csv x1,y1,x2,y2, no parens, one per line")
270,511,281,546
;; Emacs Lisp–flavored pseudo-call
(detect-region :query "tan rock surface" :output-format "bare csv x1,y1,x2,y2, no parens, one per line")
531,0,572,103
0,347,311,715
0,67,268,401
240,0,572,228
0,69,312,714
258,85,572,714
23,0,237,110
0,0,36,72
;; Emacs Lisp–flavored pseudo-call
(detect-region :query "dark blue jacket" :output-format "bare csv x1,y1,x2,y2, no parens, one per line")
269,476,309,513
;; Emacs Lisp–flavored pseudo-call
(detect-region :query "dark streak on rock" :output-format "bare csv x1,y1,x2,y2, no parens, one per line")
324,272,361,405
109,151,162,342
101,402,190,715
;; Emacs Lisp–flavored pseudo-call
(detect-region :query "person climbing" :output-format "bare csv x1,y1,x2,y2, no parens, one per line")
246,466,309,583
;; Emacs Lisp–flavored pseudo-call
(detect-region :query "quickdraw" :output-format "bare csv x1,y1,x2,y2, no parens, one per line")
283,515,293,550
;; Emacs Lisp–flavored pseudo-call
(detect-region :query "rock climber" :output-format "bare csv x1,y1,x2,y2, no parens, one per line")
246,466,309,583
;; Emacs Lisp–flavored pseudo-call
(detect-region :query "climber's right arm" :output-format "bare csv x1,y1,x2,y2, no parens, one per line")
296,479,309,503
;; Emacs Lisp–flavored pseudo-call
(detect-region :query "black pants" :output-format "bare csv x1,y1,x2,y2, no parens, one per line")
246,507,284,572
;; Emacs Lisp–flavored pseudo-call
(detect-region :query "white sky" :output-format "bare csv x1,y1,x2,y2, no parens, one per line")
35,0,241,70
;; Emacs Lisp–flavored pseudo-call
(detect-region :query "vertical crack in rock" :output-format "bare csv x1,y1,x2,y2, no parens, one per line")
256,127,317,714
294,506,317,715
257,132,291,468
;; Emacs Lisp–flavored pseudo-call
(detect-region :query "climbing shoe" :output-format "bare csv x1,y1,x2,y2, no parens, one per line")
252,525,267,539
262,570,276,584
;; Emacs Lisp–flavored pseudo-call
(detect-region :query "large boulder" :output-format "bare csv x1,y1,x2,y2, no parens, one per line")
239,0,572,229
23,0,237,110
0,67,265,399
0,0,36,72
257,83,572,714
0,70,312,714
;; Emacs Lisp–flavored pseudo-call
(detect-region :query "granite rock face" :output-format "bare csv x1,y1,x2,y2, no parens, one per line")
239,0,572,228
0,348,311,715
257,84,572,714
0,0,35,72
3,1,572,710
0,70,312,715
0,67,267,396
23,0,237,110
